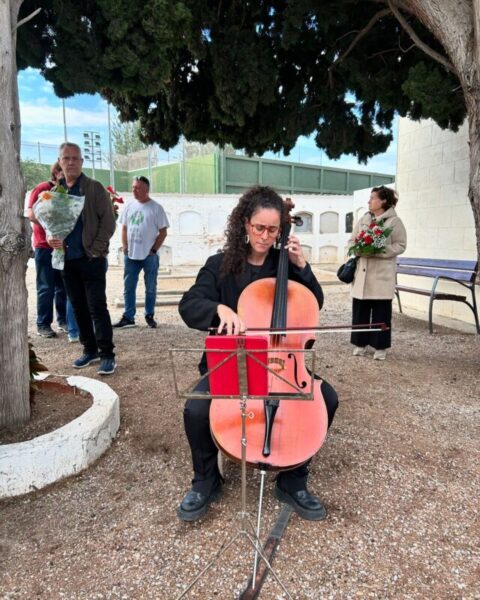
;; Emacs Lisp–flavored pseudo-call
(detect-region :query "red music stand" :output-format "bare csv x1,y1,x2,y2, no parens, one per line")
205,335,269,397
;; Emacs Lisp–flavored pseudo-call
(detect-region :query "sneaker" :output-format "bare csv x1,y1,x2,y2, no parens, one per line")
68,334,79,343
37,326,57,338
98,357,116,375
373,349,387,361
57,322,68,333
112,316,136,328
352,346,366,356
145,314,157,328
72,353,100,368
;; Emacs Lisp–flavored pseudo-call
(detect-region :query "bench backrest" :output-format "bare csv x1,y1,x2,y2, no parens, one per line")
396,257,478,283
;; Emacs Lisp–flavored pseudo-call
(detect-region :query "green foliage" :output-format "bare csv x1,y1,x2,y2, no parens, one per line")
16,1,466,163
402,63,465,130
112,119,146,155
28,342,48,405
21,160,50,191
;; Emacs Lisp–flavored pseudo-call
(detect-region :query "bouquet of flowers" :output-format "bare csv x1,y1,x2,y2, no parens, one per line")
106,185,124,220
33,185,85,269
348,218,393,257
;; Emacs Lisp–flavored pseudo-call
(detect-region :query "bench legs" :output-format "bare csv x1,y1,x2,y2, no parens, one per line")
395,290,403,314
469,286,480,334
428,294,435,334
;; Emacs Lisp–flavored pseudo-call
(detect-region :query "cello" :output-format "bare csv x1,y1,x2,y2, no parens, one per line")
209,199,329,471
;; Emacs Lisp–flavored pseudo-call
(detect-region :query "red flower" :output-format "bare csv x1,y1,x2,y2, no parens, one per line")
106,185,124,204
363,235,373,245
373,227,382,235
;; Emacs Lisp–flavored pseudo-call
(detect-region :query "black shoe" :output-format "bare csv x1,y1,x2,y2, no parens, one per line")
177,483,222,522
274,485,327,521
145,314,157,328
37,326,57,338
112,316,136,328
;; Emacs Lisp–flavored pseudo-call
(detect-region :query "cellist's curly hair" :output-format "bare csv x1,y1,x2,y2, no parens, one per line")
221,185,286,275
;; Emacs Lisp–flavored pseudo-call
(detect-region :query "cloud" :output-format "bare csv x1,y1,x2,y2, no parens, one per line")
21,101,107,127
20,100,110,147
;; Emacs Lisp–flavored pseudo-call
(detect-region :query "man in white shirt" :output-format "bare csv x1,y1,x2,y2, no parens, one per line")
113,176,169,329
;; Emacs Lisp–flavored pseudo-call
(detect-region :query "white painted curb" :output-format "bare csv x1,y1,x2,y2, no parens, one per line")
0,376,120,499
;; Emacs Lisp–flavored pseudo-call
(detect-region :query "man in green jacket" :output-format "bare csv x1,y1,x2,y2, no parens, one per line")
48,142,117,375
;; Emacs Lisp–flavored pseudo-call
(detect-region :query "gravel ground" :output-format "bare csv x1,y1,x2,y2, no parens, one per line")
1,265,479,600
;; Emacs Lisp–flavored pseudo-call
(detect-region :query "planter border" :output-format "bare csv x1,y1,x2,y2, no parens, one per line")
0,375,120,499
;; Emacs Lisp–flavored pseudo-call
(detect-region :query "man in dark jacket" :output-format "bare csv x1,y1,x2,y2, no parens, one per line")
48,142,117,375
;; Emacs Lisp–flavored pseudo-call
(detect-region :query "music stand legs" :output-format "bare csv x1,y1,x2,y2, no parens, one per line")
175,396,293,600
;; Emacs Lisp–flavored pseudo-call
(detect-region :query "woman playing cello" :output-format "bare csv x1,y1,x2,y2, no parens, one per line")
178,185,338,522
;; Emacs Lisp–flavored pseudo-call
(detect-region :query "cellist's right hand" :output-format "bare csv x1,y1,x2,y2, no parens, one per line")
216,304,245,335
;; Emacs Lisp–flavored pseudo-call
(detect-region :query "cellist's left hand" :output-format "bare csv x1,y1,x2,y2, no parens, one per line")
285,235,307,270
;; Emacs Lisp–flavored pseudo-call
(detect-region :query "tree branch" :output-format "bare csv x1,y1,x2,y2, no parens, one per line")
387,1,454,73
328,7,391,88
12,7,41,33
330,8,391,70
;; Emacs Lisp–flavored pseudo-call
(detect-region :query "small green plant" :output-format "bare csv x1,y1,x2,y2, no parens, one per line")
29,341,48,404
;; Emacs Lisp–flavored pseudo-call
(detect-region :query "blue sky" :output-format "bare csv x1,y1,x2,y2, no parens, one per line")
18,67,397,174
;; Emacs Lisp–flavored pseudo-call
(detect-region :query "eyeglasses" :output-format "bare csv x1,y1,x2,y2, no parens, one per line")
249,222,280,236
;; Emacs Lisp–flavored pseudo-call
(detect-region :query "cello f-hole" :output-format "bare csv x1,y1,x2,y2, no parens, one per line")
287,352,308,389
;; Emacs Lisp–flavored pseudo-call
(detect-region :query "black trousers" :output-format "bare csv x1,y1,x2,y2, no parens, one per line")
183,377,339,496
62,257,115,359
350,298,392,350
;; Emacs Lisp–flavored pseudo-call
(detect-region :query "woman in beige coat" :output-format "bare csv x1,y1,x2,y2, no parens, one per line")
348,186,407,360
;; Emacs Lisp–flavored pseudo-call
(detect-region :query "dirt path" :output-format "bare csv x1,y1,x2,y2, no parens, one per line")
1,265,479,599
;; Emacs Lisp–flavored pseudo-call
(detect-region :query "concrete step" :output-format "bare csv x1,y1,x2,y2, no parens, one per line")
157,289,186,295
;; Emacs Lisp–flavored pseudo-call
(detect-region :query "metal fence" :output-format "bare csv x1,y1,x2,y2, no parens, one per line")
21,141,394,194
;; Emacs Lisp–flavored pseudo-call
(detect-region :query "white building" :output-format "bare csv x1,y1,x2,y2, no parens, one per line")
111,193,356,267
392,117,478,328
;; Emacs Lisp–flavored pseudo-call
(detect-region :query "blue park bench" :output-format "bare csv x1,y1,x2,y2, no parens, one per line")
395,257,480,334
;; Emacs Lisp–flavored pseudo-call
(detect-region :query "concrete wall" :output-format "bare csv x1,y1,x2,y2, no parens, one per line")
392,117,478,325
110,193,356,267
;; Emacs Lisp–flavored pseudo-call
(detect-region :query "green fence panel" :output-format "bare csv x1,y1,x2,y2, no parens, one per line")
372,175,395,187
82,168,129,191
186,155,217,193
348,172,371,193
294,166,321,191
261,162,292,189
322,169,348,193
225,156,259,189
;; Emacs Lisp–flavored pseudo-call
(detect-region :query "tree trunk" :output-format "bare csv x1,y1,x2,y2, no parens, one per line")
467,104,480,281
0,0,31,428
468,1,480,281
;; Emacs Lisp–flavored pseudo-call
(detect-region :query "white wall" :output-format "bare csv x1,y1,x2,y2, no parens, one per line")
110,193,356,267
391,117,478,325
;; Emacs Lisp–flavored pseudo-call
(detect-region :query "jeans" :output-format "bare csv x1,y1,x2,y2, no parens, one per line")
123,254,159,320
66,299,79,337
34,248,67,328
62,257,115,359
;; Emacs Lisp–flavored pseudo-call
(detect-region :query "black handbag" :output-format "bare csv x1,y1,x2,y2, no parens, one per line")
337,257,358,283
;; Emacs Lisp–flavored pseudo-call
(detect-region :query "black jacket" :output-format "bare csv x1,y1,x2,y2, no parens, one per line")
179,248,324,332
